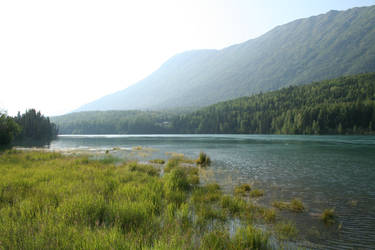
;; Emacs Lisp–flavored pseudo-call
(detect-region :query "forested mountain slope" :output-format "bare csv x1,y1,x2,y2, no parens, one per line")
173,73,375,134
54,73,375,135
76,5,375,111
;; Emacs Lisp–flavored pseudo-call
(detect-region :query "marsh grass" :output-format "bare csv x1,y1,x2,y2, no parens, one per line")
196,152,211,167
275,221,298,240
0,149,293,249
272,198,305,213
149,159,165,164
321,208,336,225
234,183,251,196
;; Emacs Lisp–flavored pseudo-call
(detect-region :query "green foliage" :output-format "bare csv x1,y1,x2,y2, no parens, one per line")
52,110,174,134
164,168,190,192
54,73,375,135
0,150,299,248
201,230,231,250
14,109,58,143
0,112,20,147
233,225,269,250
174,73,375,135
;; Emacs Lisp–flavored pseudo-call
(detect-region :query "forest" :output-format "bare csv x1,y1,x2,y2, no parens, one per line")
53,73,375,135
173,73,375,134
0,109,58,147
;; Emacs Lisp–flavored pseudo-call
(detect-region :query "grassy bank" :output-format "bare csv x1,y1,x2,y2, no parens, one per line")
0,150,323,249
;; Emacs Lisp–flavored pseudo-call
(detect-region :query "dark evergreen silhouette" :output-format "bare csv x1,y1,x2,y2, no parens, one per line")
0,112,20,147
14,109,58,143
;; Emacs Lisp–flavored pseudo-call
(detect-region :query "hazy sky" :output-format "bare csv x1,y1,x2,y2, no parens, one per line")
1,0,375,116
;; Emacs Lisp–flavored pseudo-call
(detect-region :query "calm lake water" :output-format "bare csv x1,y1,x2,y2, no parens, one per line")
50,134,375,249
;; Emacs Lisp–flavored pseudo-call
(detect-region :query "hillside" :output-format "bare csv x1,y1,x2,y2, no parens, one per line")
76,5,375,112
53,73,375,135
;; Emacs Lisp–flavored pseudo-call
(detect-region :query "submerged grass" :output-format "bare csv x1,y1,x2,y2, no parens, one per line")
0,149,288,249
272,198,305,213
321,208,336,225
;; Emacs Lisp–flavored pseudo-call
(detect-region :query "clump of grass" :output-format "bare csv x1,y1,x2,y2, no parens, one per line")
221,195,246,215
233,225,269,249
164,168,190,192
164,158,180,173
196,152,211,167
321,208,336,225
192,183,221,205
261,208,276,223
275,221,298,240
201,230,231,250
272,198,304,213
250,189,264,198
234,183,251,196
149,159,165,164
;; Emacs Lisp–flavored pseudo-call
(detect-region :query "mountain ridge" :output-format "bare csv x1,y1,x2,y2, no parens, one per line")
76,5,375,112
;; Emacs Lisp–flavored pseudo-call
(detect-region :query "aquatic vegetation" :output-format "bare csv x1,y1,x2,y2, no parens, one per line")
196,151,211,167
201,230,231,250
275,221,298,240
149,159,165,164
250,189,264,198
233,225,269,249
132,146,143,150
221,195,246,215
272,198,305,213
234,183,252,196
0,149,304,249
321,208,336,225
164,157,180,173
261,208,277,223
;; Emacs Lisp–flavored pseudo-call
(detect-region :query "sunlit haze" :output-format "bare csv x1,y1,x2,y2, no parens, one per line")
1,0,374,116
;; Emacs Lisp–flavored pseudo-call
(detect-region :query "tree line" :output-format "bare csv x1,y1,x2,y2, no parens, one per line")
0,109,58,148
53,73,375,135
172,73,375,134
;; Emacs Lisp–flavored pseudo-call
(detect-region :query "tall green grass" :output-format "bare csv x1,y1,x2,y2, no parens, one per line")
0,150,279,249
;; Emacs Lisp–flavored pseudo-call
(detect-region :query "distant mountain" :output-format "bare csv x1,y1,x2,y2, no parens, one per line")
76,5,375,112
54,73,375,135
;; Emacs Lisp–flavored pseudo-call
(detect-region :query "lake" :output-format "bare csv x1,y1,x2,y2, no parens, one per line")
50,134,375,249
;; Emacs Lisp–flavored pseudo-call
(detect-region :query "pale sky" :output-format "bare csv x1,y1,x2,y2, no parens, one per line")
1,0,375,116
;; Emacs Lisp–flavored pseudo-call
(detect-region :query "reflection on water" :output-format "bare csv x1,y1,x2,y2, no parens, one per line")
50,134,375,249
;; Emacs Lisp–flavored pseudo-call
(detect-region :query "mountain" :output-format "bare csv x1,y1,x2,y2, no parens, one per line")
76,5,375,112
54,73,375,135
